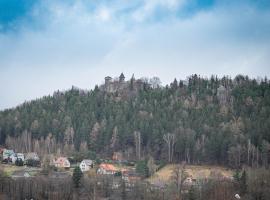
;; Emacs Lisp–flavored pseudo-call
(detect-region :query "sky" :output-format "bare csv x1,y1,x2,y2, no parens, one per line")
0,0,270,110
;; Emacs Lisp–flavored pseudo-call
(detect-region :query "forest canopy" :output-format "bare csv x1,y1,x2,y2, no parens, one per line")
0,74,269,168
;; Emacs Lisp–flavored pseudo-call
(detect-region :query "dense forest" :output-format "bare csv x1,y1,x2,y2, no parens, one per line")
0,74,270,168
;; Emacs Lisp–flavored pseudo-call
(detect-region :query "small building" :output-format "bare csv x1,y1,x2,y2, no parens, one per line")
25,152,39,161
16,153,25,161
10,153,25,164
54,157,70,168
2,149,15,160
2,149,15,163
97,163,117,175
10,154,18,163
25,152,40,167
80,159,94,172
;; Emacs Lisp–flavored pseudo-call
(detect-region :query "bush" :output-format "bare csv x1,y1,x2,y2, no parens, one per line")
26,159,40,167
114,171,122,177
15,158,24,166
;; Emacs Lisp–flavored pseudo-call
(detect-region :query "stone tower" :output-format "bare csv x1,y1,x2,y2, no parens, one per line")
105,76,112,86
119,73,125,83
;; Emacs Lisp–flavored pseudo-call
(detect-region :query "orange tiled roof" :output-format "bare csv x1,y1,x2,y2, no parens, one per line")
100,163,117,171
55,157,68,164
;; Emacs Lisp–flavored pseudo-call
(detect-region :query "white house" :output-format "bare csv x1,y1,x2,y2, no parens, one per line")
17,153,25,162
10,154,18,163
3,149,15,160
80,159,94,172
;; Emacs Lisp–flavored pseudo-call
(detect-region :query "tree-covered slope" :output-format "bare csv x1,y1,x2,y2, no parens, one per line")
0,74,270,168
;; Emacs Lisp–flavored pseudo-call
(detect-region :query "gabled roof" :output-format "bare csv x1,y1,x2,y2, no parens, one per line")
119,73,125,79
55,157,69,164
3,149,14,156
82,159,93,166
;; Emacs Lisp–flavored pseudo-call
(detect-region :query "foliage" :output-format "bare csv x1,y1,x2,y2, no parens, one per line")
0,75,270,168
187,186,197,200
15,158,24,166
73,166,83,188
25,159,40,167
240,170,247,195
136,160,149,178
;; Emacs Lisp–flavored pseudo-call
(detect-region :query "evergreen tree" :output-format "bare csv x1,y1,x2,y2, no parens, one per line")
73,166,83,188
15,158,24,166
188,186,197,200
136,160,149,178
233,168,241,182
240,170,247,195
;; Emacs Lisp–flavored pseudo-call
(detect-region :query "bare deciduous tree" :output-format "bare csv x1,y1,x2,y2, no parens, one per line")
163,133,176,163
134,131,141,160
171,163,188,199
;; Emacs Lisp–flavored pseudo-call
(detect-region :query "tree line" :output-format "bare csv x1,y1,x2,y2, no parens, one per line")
0,74,270,168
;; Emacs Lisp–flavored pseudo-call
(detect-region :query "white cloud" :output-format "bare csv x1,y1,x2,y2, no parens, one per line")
132,0,186,22
0,0,269,110
95,7,111,21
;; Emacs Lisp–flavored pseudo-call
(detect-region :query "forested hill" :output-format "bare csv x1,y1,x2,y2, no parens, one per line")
0,74,270,168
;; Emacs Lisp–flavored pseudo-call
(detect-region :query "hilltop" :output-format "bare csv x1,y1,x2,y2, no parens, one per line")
0,74,270,169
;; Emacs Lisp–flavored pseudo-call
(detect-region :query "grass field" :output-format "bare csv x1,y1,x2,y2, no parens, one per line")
147,164,234,184
1,164,42,177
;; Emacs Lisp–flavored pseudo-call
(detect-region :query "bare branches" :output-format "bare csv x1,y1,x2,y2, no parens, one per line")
134,131,141,160
163,133,176,163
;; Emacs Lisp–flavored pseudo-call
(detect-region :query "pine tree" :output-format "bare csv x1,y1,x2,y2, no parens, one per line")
73,166,83,188
188,186,197,200
136,160,149,178
240,170,247,195
233,168,241,182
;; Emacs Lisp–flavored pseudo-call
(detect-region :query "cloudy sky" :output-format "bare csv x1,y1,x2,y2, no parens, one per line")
0,0,270,110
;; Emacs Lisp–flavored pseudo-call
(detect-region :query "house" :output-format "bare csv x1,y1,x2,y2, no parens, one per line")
2,149,15,163
10,154,18,163
3,149,14,160
16,153,25,162
80,159,94,172
54,157,70,168
9,153,25,164
25,152,39,161
25,152,40,167
97,163,118,175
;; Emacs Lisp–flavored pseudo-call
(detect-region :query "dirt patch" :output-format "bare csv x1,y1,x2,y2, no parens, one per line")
148,164,234,183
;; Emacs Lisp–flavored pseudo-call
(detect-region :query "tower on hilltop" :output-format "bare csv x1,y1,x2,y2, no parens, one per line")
119,73,125,83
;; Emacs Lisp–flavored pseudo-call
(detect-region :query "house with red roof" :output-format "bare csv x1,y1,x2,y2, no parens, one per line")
54,157,70,169
97,163,118,175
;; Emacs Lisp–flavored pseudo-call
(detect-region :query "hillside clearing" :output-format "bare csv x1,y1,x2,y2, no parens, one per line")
147,164,234,184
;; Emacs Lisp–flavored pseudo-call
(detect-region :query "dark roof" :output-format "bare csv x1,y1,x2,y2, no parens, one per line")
119,73,125,79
